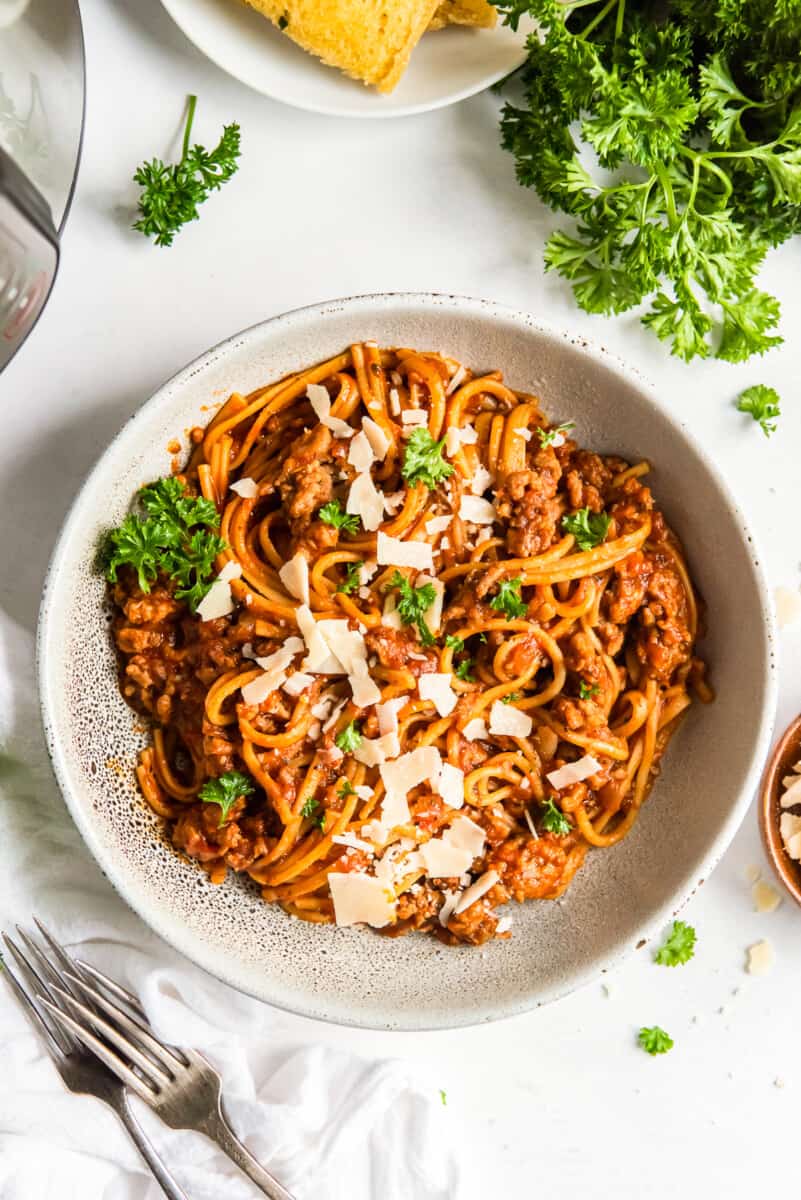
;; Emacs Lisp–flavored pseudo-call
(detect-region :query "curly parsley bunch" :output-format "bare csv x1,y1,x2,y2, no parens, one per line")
494,0,801,362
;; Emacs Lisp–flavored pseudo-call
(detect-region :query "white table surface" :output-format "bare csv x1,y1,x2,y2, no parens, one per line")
5,1,801,1196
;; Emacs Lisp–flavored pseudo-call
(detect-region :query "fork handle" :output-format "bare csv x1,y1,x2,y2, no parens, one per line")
201,1105,295,1200
112,1094,190,1200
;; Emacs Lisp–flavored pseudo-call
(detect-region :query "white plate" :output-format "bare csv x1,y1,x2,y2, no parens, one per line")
159,0,532,118
39,293,777,1030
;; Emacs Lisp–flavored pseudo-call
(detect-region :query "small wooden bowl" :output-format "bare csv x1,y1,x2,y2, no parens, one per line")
759,712,801,908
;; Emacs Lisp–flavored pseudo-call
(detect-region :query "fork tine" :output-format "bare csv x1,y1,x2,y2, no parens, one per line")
2,934,75,1055
32,918,94,1004
62,969,186,1073
39,998,157,1103
49,984,172,1086
74,957,148,1021
1,950,68,1060
15,927,86,1010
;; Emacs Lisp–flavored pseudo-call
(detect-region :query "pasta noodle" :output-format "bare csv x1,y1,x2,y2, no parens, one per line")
109,344,710,944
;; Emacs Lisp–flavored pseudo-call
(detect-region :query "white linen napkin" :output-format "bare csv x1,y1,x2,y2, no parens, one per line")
0,611,466,1200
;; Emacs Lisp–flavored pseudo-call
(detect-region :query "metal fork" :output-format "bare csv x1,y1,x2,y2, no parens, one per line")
32,931,295,1200
2,924,189,1200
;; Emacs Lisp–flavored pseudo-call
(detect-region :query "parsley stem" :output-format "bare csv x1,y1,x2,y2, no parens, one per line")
654,163,678,226
613,0,626,41
182,94,197,162
578,0,615,40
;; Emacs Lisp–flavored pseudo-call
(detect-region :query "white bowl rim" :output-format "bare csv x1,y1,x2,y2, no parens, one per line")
37,291,779,1029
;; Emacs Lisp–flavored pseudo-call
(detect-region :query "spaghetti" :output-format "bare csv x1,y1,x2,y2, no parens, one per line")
109,344,711,944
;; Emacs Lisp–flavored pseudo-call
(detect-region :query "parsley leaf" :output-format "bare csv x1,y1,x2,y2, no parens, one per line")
736,384,781,436
638,1025,674,1056
401,428,454,490
104,476,226,612
316,811,327,832
439,1089,447,1106
654,920,697,967
337,779,356,799
502,691,521,703
335,721,363,753
388,570,436,645
133,95,240,247
579,680,599,700
318,500,360,534
562,508,610,551
540,797,572,836
536,421,575,447
199,770,254,826
337,561,364,594
489,577,528,620
454,658,476,682
494,1,799,363
300,796,319,819
445,635,465,653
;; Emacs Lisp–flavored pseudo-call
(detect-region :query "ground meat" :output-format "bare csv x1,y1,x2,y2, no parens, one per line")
494,446,563,558
608,477,654,537
276,424,336,525
605,551,652,624
444,883,509,946
486,833,585,901
115,626,166,654
365,626,437,675
635,556,693,682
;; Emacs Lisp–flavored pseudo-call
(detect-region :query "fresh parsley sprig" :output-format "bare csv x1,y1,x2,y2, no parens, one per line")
300,796,319,819
133,95,241,248
338,561,364,594
489,577,528,620
536,421,575,447
105,476,226,611
540,796,572,836
319,500,360,534
335,721,363,753
454,658,476,682
654,920,697,967
578,680,599,700
638,1025,674,1056
494,0,801,363
401,428,454,490
562,508,610,551
736,384,781,436
388,571,437,645
199,770,254,826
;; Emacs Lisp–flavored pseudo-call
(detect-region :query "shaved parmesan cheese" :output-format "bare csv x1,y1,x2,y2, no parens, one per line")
380,746,442,803
780,777,801,808
462,718,488,742
377,697,407,736
218,560,242,584
359,561,378,584
460,495,496,525
448,815,486,858
361,416,390,461
283,671,314,697
421,837,474,879
382,490,405,516
475,527,493,546
347,430,375,473
446,365,468,395
459,425,478,445
307,383,354,439
780,811,801,860
321,696,347,731
316,620,368,678
489,700,533,739
426,514,452,535
401,409,428,428
349,672,381,708
470,465,493,496
279,552,310,605
297,604,332,672
242,667,286,707
254,637,304,670
523,807,539,839
435,761,465,809
752,879,782,913
347,471,384,532
438,890,459,927
419,673,457,717
546,754,601,789
513,428,532,442
496,916,513,934
353,732,400,767
328,872,395,928
242,642,255,660
376,532,434,571
380,790,412,830
197,579,235,621
454,870,499,915
230,477,258,498
331,833,375,854
444,426,462,457
746,939,774,975
388,387,401,415
381,593,403,630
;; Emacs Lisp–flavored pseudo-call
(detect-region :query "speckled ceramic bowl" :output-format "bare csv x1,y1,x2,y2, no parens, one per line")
38,293,778,1030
